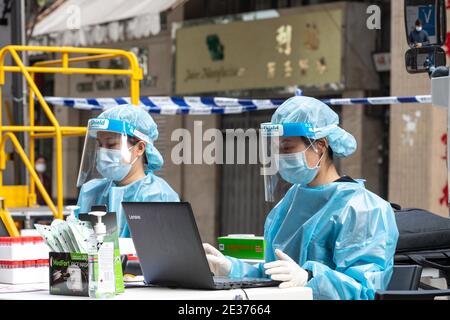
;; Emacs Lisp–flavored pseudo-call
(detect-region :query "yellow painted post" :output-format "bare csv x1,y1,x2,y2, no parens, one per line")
0,126,86,133
0,203,20,237
0,49,4,85
0,133,59,218
2,126,54,132
131,79,140,105
2,66,133,76
29,73,36,206
55,128,63,217
0,86,2,187
8,48,64,218
0,45,144,220
62,52,69,69
34,53,121,67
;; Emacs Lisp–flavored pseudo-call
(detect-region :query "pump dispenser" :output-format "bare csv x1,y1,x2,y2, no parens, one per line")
88,211,107,242
66,205,80,221
87,210,114,298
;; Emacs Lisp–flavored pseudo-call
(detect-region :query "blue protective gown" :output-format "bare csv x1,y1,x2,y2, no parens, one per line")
77,173,180,237
227,180,399,300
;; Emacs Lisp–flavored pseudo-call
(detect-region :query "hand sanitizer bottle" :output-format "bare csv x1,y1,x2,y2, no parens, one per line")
66,205,80,222
88,211,114,299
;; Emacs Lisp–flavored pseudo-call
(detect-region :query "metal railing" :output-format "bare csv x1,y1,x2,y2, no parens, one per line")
0,45,142,220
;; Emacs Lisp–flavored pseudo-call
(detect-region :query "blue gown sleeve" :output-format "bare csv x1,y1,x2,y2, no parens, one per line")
302,201,399,300
76,183,90,213
224,188,296,279
166,190,180,201
76,179,107,214
226,257,267,279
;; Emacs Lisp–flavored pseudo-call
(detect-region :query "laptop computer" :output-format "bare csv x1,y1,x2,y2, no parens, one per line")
123,202,280,290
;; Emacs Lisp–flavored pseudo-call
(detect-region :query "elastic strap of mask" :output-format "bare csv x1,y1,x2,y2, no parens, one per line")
304,140,326,168
127,144,142,166
307,137,317,152
316,149,326,168
130,154,140,166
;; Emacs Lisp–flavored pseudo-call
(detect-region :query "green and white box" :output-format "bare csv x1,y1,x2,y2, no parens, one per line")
217,235,265,260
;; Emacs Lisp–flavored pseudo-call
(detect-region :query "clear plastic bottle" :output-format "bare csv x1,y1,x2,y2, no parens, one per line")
88,249,98,298
66,205,80,222
88,211,114,299
88,244,115,299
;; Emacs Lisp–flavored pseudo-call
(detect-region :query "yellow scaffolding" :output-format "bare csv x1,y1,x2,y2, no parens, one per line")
0,45,142,227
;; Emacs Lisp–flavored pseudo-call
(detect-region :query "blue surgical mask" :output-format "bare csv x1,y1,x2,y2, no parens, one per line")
278,145,324,186
96,146,138,181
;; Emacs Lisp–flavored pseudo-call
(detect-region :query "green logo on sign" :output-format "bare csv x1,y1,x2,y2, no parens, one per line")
206,34,224,61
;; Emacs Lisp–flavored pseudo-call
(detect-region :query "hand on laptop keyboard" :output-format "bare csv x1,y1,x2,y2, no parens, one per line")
203,243,232,276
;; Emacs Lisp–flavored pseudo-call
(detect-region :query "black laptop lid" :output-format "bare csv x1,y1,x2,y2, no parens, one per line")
123,202,215,289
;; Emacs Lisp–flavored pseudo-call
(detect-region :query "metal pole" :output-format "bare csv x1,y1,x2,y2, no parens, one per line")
11,0,27,185
447,79,450,217
431,75,450,217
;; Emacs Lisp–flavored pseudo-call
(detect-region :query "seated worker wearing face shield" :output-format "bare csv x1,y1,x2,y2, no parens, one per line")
203,96,399,300
76,104,179,238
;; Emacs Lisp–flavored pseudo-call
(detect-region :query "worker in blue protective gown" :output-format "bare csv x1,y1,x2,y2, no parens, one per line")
76,104,179,238
203,96,399,300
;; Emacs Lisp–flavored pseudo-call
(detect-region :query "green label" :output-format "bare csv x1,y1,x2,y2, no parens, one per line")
217,238,265,260
70,252,88,261
52,259,70,267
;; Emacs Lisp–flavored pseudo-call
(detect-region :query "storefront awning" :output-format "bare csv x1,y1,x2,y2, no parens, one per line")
30,0,182,46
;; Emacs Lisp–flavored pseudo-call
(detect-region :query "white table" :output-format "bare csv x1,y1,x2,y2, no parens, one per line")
0,284,313,300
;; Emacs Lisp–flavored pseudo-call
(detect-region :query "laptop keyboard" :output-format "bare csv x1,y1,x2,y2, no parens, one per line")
213,276,279,289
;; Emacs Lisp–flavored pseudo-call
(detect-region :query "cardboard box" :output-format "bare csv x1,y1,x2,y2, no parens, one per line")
49,252,89,296
217,235,265,260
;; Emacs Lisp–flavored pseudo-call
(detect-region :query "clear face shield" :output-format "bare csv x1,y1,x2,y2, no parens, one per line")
77,118,150,187
260,122,316,203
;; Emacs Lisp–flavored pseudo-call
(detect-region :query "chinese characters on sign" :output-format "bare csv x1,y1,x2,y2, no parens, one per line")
275,25,292,55
266,23,328,80
175,9,343,94
267,62,276,79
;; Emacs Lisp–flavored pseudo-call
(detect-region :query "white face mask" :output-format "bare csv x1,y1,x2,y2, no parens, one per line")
278,144,325,186
416,26,423,32
35,163,46,173
95,145,139,181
